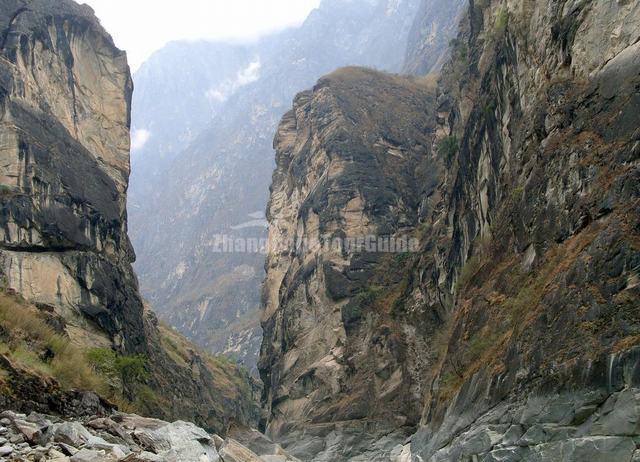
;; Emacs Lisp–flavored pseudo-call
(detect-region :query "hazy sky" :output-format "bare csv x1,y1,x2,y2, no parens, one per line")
77,0,322,71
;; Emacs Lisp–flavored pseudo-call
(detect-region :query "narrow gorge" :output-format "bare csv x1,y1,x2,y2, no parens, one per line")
0,0,637,461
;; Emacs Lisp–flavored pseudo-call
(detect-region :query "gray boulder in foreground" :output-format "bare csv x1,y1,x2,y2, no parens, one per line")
0,410,298,462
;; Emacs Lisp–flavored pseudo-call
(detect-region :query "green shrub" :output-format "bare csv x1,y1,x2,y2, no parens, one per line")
358,286,384,307
0,184,14,196
87,348,148,399
394,252,412,265
466,332,499,362
0,293,101,391
483,101,496,118
437,136,459,163
511,186,524,203
87,348,118,375
495,7,509,36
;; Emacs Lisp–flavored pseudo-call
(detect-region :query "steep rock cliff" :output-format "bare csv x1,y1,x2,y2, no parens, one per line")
0,0,139,350
260,67,441,459
0,0,257,435
260,0,640,460
403,0,467,74
406,0,640,459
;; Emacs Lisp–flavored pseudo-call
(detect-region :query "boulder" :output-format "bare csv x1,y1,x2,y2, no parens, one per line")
481,447,526,462
500,425,524,446
390,444,412,462
59,442,80,455
531,436,636,462
13,418,49,445
48,448,68,458
70,448,112,462
585,389,640,437
87,417,137,447
228,427,299,460
121,451,164,461
53,422,97,447
119,416,219,461
219,438,263,462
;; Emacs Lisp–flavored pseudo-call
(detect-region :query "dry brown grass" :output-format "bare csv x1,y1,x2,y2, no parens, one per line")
411,73,440,92
613,335,640,353
437,212,640,406
0,292,103,392
158,323,249,400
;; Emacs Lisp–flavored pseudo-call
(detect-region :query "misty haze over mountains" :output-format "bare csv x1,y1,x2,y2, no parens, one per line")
128,0,457,370
2,0,638,460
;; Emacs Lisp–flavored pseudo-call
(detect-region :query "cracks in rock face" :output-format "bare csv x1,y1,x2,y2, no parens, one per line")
0,243,92,254
51,17,80,135
0,7,29,52
550,0,594,67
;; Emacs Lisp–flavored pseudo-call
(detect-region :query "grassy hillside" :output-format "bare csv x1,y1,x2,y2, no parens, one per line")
0,290,258,431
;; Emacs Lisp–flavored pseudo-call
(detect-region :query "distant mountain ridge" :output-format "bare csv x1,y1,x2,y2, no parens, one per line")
129,0,466,371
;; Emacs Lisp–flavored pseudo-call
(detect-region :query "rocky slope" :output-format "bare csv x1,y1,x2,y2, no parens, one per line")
0,409,299,462
259,0,640,460
129,0,466,371
0,0,257,435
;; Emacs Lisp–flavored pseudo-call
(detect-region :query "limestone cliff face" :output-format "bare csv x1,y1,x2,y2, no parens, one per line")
407,1,640,459
260,0,640,460
0,0,140,350
0,0,257,435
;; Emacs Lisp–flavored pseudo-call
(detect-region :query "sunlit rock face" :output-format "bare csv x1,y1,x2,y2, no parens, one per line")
259,67,441,459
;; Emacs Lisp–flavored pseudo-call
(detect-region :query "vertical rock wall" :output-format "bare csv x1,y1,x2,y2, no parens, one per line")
0,0,143,351
0,0,259,434
259,67,442,459
260,0,640,460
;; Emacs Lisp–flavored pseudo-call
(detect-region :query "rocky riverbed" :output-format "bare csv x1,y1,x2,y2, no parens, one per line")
0,410,296,462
